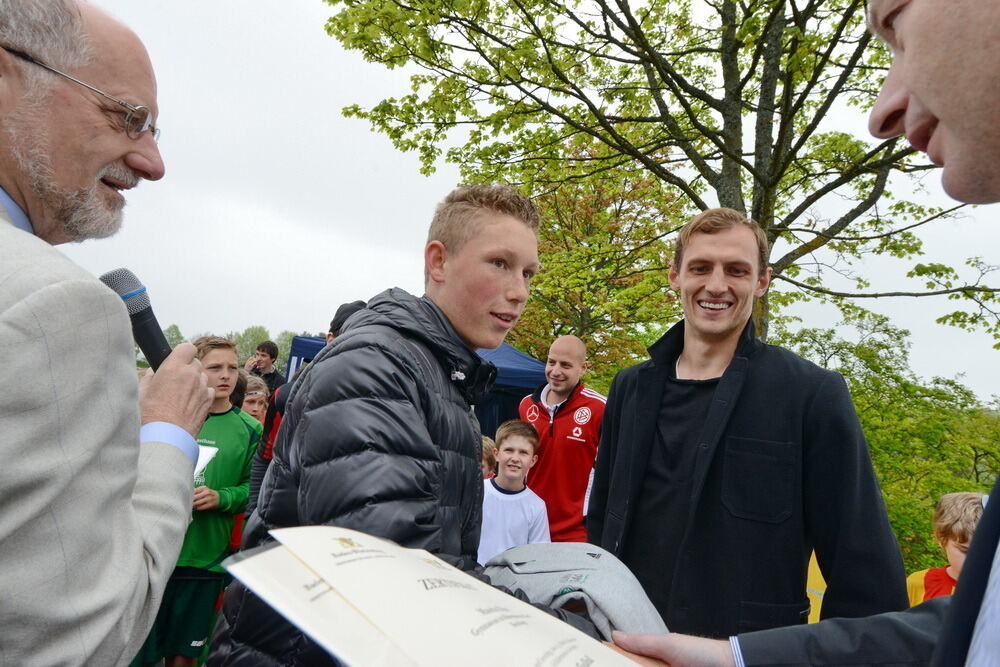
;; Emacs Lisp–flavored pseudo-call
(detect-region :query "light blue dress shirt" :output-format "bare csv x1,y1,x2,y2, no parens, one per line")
730,636,746,667
140,422,198,467
0,184,33,234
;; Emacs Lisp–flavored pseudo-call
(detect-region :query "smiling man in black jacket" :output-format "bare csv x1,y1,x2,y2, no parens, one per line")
588,208,908,639
209,185,565,665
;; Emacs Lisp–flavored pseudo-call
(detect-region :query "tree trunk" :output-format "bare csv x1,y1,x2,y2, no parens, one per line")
754,292,770,342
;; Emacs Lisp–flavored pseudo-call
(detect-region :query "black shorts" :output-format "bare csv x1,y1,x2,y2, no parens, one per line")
132,568,226,662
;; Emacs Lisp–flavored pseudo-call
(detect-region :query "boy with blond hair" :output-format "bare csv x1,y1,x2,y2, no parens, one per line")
477,420,550,565
213,185,599,664
907,492,988,606
240,375,269,425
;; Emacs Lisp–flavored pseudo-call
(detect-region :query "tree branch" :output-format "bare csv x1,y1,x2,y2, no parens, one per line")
779,204,967,241
774,274,1000,298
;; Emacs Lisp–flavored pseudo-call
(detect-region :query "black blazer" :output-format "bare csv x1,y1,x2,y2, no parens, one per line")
588,320,908,637
933,475,999,666
737,478,998,665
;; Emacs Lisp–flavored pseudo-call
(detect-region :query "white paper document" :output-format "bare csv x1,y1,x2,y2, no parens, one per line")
224,526,635,667
193,444,217,482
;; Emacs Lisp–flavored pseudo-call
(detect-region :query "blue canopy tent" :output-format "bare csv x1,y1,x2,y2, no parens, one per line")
286,336,543,438
286,335,325,380
473,343,545,438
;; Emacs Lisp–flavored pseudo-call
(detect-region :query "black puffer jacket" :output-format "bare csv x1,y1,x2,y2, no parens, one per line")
209,289,496,665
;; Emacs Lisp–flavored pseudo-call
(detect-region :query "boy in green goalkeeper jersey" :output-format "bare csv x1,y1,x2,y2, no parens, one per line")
132,337,258,667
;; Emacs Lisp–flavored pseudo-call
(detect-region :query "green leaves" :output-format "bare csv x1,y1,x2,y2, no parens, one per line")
323,0,997,346
163,324,186,348
909,262,958,288
774,310,998,571
505,157,682,392
226,325,272,364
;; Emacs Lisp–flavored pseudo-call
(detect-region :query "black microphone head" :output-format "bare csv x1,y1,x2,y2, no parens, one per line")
99,267,151,315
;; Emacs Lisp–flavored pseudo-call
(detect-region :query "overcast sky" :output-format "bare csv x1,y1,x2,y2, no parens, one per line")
60,1,998,401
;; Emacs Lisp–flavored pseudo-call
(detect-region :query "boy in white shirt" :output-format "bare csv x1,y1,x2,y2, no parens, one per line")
477,420,550,565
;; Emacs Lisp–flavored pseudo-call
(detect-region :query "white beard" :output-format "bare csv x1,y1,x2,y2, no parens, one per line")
4,91,127,242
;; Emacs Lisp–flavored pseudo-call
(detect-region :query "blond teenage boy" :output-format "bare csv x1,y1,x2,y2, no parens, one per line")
211,185,600,665
477,420,551,565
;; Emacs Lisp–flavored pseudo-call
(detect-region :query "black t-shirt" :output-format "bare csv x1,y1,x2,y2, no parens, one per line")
620,360,719,623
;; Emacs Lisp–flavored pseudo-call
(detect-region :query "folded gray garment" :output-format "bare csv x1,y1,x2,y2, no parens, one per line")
483,542,668,640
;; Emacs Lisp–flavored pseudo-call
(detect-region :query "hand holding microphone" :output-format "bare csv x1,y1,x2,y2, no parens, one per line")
101,268,213,438
138,344,213,438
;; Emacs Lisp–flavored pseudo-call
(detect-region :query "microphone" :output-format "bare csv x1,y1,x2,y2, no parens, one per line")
99,268,173,370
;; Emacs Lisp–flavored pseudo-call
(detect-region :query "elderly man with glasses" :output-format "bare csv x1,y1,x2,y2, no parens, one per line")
0,1,212,665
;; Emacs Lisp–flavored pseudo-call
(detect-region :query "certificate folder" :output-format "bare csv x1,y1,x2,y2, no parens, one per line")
224,526,636,666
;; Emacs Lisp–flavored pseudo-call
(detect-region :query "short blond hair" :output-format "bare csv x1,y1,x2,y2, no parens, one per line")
192,335,237,360
427,185,540,256
674,208,769,274
494,419,539,455
245,375,269,400
933,492,987,545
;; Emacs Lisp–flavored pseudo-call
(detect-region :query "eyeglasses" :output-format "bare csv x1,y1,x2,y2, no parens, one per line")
1,45,160,142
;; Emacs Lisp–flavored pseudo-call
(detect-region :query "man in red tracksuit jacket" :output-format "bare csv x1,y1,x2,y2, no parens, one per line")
519,335,605,542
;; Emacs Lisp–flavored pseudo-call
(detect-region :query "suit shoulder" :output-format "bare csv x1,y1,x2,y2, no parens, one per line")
0,224,96,282
0,227,109,312
758,343,840,384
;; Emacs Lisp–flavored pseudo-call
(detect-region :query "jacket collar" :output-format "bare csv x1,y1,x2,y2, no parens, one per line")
648,317,763,365
418,296,497,405
360,288,498,405
529,380,584,406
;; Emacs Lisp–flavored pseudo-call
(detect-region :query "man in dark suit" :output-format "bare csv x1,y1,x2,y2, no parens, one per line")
612,0,1000,663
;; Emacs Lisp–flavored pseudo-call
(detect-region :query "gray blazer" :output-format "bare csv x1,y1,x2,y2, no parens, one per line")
0,210,194,666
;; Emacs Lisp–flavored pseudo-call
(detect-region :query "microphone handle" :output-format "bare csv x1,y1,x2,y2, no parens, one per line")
131,307,172,371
